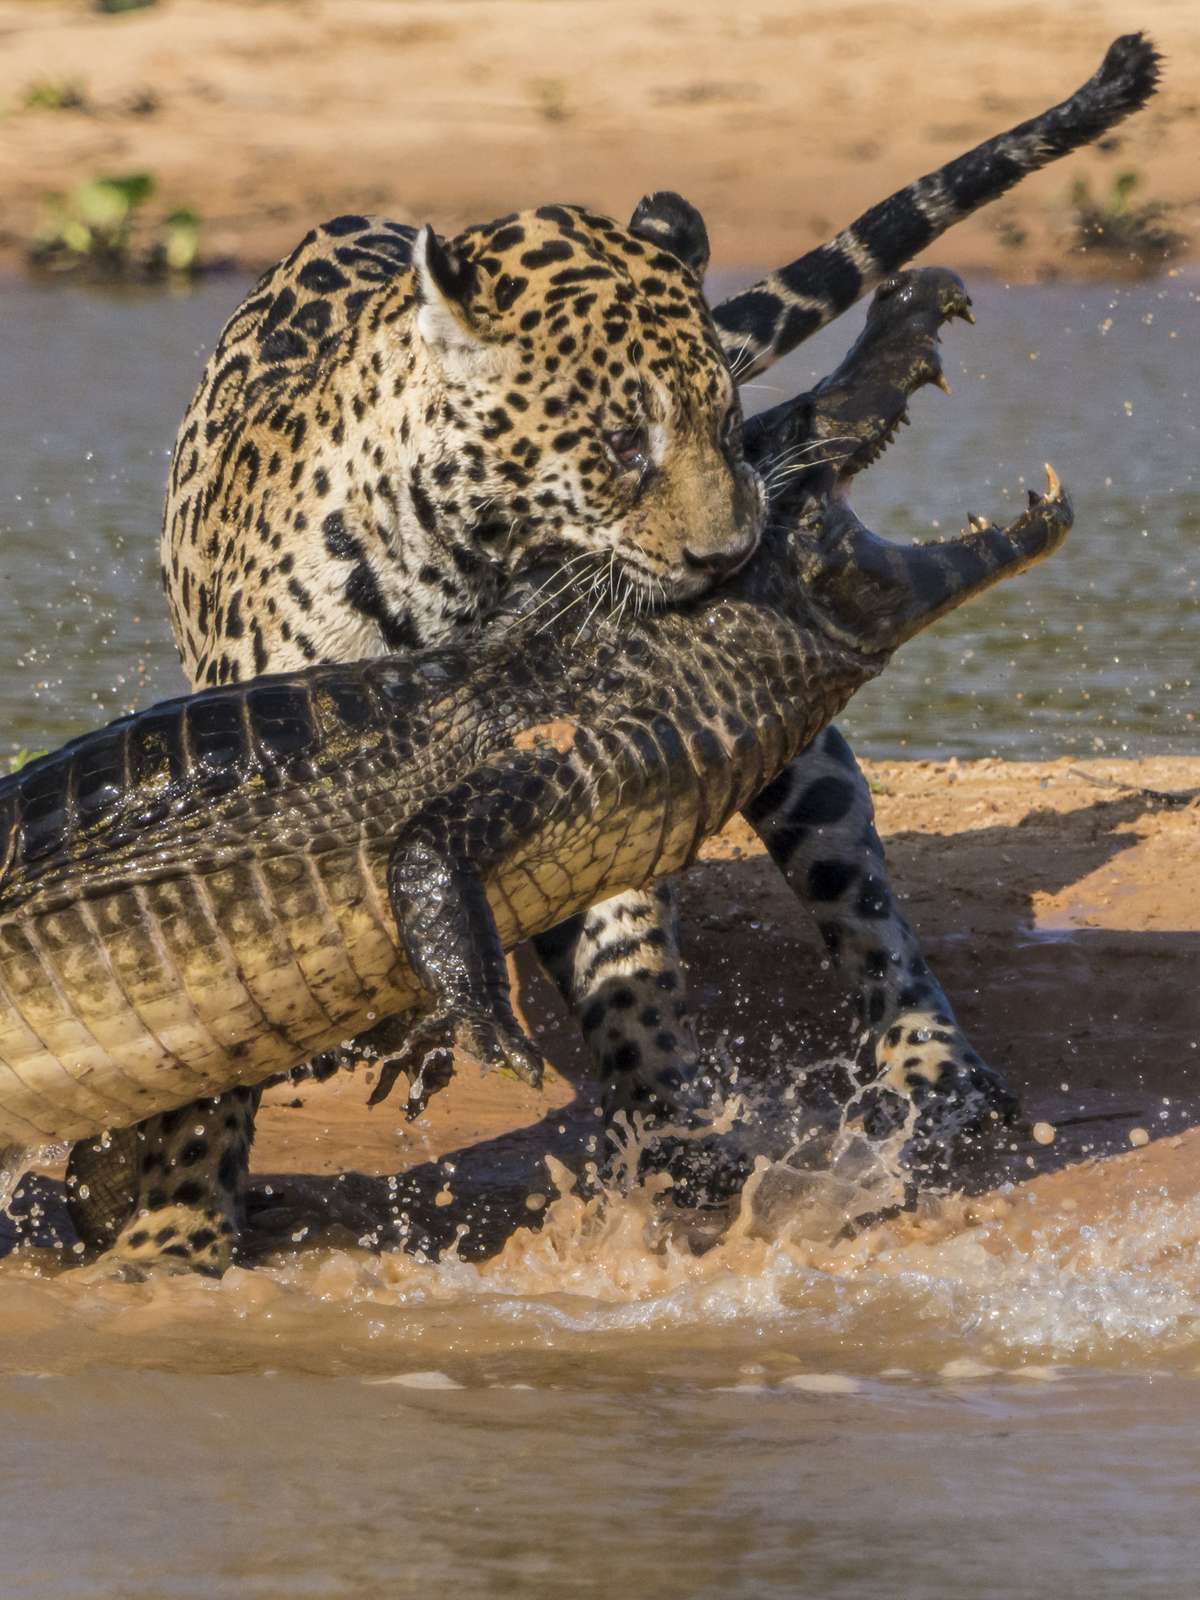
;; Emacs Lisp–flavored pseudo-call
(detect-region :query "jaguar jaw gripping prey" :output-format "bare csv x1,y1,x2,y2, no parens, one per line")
0,271,1071,1199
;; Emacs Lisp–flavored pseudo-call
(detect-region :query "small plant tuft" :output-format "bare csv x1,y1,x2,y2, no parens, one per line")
23,79,89,112
29,173,208,282
1068,170,1185,273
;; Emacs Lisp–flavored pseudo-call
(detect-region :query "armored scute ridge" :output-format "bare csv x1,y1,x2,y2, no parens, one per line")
0,269,1072,1153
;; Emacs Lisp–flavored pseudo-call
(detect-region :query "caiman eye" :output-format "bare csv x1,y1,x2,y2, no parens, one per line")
605,425,649,473
719,406,742,457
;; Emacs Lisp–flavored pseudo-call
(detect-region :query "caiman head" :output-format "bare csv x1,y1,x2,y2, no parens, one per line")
739,267,1073,653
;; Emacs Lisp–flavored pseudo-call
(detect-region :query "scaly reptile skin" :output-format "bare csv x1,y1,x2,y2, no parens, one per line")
0,270,1071,1165
56,31,1159,1269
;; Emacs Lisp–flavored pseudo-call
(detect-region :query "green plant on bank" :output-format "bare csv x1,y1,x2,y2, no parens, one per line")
1069,170,1185,271
154,208,203,275
95,0,158,14
23,79,88,112
29,174,205,281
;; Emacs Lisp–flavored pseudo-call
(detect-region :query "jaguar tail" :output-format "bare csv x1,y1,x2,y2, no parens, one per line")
714,33,1162,379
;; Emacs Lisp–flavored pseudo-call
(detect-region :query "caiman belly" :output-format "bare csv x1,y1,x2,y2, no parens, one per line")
0,841,426,1143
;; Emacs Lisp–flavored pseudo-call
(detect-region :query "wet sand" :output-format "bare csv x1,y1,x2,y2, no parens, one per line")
0,0,1195,279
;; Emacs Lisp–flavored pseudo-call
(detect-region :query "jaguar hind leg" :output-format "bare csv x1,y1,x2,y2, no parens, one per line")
66,1088,257,1276
745,727,1018,1178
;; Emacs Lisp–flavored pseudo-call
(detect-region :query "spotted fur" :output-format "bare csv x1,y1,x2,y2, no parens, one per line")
164,199,763,691
69,34,1160,1271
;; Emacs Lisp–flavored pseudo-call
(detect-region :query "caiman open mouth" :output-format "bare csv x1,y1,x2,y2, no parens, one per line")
834,280,976,482
747,268,985,524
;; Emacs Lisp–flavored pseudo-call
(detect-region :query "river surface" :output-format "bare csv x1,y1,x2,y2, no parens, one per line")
1,271,1197,761
0,269,1198,1598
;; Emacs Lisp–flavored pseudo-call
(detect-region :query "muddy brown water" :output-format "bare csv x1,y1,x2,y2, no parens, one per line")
0,272,1198,1597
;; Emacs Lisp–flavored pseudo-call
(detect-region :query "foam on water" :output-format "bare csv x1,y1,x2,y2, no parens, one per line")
4,1124,1200,1382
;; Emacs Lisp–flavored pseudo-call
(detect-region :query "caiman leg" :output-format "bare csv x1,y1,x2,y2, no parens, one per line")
372,840,545,1112
368,752,600,1115
744,726,1017,1174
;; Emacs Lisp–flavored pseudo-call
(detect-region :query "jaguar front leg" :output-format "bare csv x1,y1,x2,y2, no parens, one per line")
533,882,702,1124
744,725,1019,1181
534,889,753,1207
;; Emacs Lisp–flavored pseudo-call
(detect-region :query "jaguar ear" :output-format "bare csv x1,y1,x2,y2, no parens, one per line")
412,225,494,374
629,191,710,276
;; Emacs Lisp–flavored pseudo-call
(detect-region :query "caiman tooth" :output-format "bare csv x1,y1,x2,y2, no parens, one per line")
967,512,992,532
933,370,952,396
1044,461,1062,499
1027,487,1042,507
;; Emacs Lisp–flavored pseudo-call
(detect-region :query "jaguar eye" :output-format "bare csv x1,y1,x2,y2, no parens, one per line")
605,426,649,472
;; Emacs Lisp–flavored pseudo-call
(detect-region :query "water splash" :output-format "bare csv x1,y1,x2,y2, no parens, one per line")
1,1145,34,1218
3,1090,1200,1381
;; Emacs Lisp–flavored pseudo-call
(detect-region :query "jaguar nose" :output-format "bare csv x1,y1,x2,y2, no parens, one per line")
682,536,757,578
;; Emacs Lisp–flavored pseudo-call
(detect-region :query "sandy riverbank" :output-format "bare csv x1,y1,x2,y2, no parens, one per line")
0,0,1195,281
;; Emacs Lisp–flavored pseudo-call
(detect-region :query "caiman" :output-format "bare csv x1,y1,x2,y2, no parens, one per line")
0,268,1071,1186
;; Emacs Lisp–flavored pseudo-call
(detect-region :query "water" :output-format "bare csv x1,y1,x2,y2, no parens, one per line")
1,272,1197,761
5,1155,1200,1597
1,269,1198,1595
4,1373,1199,1599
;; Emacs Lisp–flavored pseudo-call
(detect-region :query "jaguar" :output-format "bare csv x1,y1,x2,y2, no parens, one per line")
65,33,1159,1272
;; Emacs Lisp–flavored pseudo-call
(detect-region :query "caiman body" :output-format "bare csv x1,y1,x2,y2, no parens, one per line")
0,270,1072,1149
0,593,861,1144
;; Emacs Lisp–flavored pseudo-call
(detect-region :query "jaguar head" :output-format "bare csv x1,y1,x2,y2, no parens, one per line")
410,194,765,607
